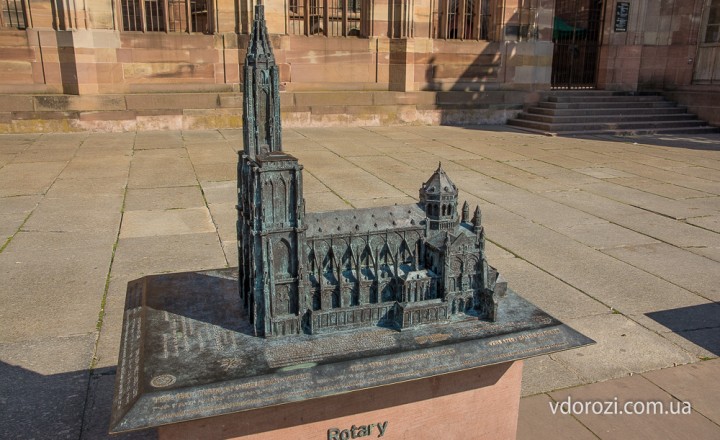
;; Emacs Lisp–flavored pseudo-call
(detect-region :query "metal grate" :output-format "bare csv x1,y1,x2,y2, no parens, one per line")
121,0,210,33
435,0,491,40
1,0,26,29
288,0,362,36
551,0,604,89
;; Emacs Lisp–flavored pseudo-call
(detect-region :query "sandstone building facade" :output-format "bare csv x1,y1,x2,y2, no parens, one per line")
0,0,719,129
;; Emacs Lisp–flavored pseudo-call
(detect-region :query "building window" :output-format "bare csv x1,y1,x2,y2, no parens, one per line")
1,0,26,29
289,0,363,36
121,0,211,33
704,0,720,43
435,0,491,40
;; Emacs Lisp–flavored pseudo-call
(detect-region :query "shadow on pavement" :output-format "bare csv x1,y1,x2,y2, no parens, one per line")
646,303,720,357
0,362,157,440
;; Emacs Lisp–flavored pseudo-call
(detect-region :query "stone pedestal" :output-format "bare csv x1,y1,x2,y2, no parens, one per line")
159,360,523,440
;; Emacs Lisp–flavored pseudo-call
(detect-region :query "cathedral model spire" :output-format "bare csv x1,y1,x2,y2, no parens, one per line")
243,0,282,159
237,3,506,338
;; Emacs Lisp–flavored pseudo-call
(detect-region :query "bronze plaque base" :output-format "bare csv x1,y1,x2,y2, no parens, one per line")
110,268,593,433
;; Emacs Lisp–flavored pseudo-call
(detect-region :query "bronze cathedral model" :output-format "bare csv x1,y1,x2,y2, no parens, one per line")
110,5,593,433
237,4,507,338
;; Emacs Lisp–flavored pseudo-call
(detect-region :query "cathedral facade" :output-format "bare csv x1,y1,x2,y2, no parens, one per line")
238,4,507,338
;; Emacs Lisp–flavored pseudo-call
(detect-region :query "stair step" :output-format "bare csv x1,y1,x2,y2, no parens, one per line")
517,113,698,124
507,119,711,132
539,101,676,110
528,106,688,116
508,124,719,137
547,94,664,103
507,92,716,135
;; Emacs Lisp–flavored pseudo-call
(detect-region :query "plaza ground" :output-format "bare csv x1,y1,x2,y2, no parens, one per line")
0,126,718,439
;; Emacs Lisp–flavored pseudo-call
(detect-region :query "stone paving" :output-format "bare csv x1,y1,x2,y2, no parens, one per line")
0,126,719,439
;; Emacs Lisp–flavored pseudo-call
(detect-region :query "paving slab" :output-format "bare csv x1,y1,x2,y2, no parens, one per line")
22,194,123,233
124,186,205,211
46,176,127,197
606,176,712,200
349,195,418,208
80,132,136,149
484,241,516,261
111,232,227,278
657,329,720,359
283,137,331,152
0,231,114,341
0,161,67,197
492,257,608,321
572,166,637,179
673,165,720,182
11,148,77,163
200,180,236,205
29,132,88,149
0,133,39,153
304,190,351,211
181,129,227,143
362,126,430,140
548,374,720,440
512,161,606,191
318,139,385,157
218,128,243,141
460,158,569,193
59,155,131,179
643,359,720,424
207,202,237,242
484,205,706,315
0,335,95,440
551,314,696,383
0,153,14,167
521,356,585,397
119,207,216,238
687,214,720,233
602,243,720,301
447,139,532,162
222,239,238,268
193,162,236,182
517,394,597,440
0,194,40,243
556,221,661,250
579,181,719,220
133,130,183,150
127,149,197,188
608,160,720,196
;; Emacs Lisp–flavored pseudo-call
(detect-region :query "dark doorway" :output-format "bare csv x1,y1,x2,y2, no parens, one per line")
551,0,604,89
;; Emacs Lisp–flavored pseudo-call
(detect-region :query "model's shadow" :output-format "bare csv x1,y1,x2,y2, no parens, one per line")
137,268,255,336
646,303,720,356
0,362,156,440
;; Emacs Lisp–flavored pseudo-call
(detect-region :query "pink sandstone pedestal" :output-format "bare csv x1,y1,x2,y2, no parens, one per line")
158,360,523,440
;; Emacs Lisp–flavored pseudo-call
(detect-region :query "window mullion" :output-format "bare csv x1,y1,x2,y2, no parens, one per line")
323,0,329,36
140,0,146,32
186,0,191,32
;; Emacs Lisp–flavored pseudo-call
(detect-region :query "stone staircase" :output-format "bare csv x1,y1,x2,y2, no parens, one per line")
507,91,718,135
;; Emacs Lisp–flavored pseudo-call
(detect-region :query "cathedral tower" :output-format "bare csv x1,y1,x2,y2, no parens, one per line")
238,3,306,337
419,163,459,230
